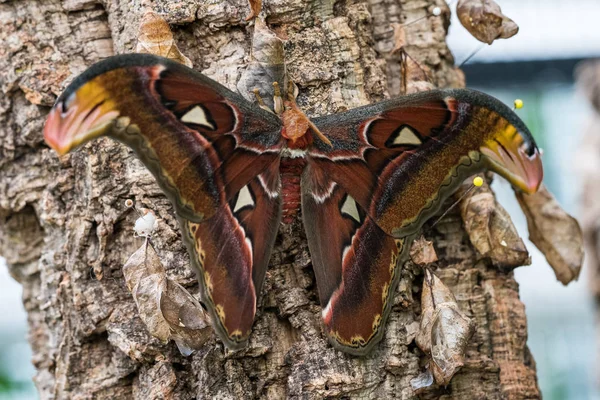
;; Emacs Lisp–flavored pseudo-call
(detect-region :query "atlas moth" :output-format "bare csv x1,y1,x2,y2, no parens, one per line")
43,10,542,355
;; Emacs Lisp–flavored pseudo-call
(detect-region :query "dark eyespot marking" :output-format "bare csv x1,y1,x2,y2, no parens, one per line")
523,141,536,157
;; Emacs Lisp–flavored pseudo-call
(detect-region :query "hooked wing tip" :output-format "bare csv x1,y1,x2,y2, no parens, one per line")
44,105,71,155
480,127,543,194
43,85,120,155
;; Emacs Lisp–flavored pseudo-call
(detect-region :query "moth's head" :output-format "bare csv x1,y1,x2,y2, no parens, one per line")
479,119,543,194
44,76,120,155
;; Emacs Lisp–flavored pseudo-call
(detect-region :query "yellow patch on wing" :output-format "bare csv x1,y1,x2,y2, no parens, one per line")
382,282,389,304
371,314,382,331
215,304,225,322
44,79,120,155
229,329,244,340
204,271,213,292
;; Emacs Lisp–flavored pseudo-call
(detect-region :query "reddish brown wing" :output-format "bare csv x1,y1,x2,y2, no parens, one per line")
302,167,403,355
182,166,281,346
304,89,542,354
309,90,541,237
43,54,284,348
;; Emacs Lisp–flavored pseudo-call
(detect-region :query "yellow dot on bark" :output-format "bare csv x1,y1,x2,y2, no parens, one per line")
473,177,484,187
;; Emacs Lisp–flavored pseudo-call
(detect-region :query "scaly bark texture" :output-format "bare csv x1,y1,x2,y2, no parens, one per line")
0,0,539,398
577,61,600,377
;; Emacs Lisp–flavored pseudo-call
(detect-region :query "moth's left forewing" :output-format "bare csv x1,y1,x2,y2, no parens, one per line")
45,55,284,222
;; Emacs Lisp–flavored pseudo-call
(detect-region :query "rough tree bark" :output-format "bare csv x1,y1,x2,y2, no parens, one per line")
0,0,540,398
577,61,600,378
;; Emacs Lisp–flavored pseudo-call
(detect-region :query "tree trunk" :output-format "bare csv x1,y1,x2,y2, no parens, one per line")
577,61,600,378
0,0,540,398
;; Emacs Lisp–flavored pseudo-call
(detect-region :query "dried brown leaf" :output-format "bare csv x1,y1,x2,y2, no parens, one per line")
399,50,434,94
416,269,461,353
457,0,519,44
123,242,170,342
410,236,438,265
416,270,475,386
390,23,407,54
515,184,584,284
237,18,288,108
160,279,212,355
245,0,262,21
459,176,530,269
136,10,192,68
429,305,474,386
122,240,212,354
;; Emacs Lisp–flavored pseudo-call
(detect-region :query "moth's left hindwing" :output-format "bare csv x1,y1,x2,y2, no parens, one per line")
44,54,284,348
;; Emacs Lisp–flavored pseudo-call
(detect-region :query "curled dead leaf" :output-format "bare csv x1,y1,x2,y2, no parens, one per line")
237,18,289,110
245,0,262,21
388,23,433,94
400,50,434,94
576,68,600,296
459,176,530,269
136,10,192,68
515,183,584,285
416,269,475,386
410,236,438,265
123,241,170,342
390,23,407,55
122,240,212,354
457,0,519,45
237,18,288,109
160,279,212,355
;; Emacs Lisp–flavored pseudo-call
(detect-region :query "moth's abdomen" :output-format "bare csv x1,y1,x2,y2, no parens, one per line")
280,157,306,224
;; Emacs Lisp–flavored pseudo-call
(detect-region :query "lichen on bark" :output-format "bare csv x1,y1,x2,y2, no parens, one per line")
0,0,539,398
